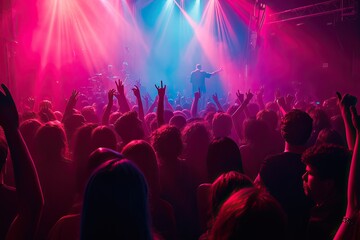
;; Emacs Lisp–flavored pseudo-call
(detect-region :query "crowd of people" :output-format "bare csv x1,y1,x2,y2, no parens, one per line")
0,77,359,240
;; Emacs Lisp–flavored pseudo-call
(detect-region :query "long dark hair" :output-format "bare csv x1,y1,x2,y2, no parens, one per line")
81,159,152,240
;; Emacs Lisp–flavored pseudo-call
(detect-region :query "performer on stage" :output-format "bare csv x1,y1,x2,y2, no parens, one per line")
190,64,222,94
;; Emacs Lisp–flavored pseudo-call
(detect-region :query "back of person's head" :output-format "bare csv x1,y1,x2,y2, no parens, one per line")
144,112,156,129
302,144,350,193
81,159,151,240
243,119,269,146
256,109,278,131
87,148,123,176
53,111,63,121
246,103,260,119
212,112,233,138
21,111,37,122
151,125,182,162
196,64,202,70
81,106,99,124
169,115,187,130
265,101,279,113
182,121,211,158
281,109,313,145
90,125,117,152
38,100,56,123
210,171,253,217
109,111,122,125
210,187,286,240
19,118,43,154
164,109,174,124
205,103,217,113
204,111,216,127
206,137,243,182
72,123,99,193
309,108,331,133
33,121,67,161
63,113,86,146
114,111,144,144
122,140,160,197
182,109,191,118
315,128,345,147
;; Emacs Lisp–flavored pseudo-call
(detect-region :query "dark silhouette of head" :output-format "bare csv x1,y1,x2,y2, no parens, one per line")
243,119,270,146
182,121,211,160
196,64,202,70
122,140,160,197
33,121,67,161
210,171,253,217
169,115,187,130
206,137,243,182
151,125,182,163
281,109,313,146
81,106,99,124
302,144,350,203
309,108,331,133
63,113,86,150
256,109,278,131
81,159,151,240
72,123,98,194
19,118,43,155
114,111,144,145
90,125,117,152
315,128,345,146
109,111,122,125
210,187,286,240
212,112,233,138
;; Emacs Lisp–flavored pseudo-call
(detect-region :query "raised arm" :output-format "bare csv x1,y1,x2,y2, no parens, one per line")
132,85,144,121
191,89,201,118
337,92,357,150
102,89,116,125
115,79,130,113
210,67,223,76
256,86,265,110
212,93,224,112
0,84,44,240
334,105,360,239
62,90,79,122
155,81,166,127
232,90,253,120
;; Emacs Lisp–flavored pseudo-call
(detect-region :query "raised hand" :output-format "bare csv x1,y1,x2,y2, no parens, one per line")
0,84,19,130
194,88,201,100
236,90,244,103
276,96,286,108
155,80,166,98
245,89,254,102
212,93,219,103
68,90,79,108
132,85,141,99
108,89,116,106
26,97,35,110
115,79,126,97
337,92,357,109
285,94,295,106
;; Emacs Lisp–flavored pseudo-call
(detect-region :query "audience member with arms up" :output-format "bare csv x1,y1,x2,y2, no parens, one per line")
255,109,313,239
0,84,44,240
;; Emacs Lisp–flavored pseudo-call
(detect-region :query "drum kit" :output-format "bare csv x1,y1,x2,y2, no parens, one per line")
87,62,135,94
